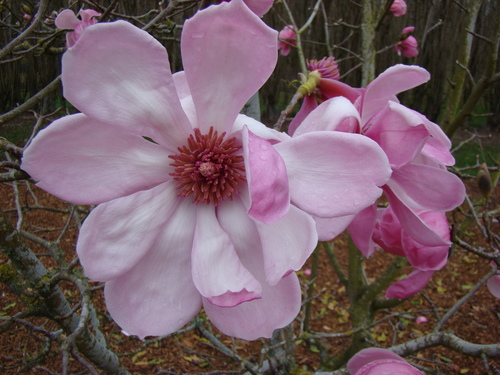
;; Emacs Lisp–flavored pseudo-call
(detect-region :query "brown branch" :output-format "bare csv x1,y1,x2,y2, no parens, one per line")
391,331,500,358
0,0,50,60
0,76,62,127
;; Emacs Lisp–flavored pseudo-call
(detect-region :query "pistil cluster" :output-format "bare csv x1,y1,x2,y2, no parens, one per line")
169,127,246,206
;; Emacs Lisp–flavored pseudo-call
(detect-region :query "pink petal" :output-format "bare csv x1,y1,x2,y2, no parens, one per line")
191,204,262,307
21,114,170,205
402,211,450,271
274,131,391,218
279,43,292,56
55,9,80,29
77,182,180,281
181,0,278,133
293,96,360,137
318,78,362,103
364,102,429,167
403,239,450,271
316,214,355,242
243,127,290,224
62,21,192,149
384,187,450,246
421,139,455,166
385,269,434,299
172,71,198,128
373,206,405,257
360,65,430,124
203,272,301,340
348,348,408,375
389,163,465,211
255,205,317,285
104,197,201,339
487,274,500,298
243,0,274,16
419,117,455,165
416,316,428,324
231,113,288,143
288,95,318,136
207,194,301,340
79,9,100,21
356,360,425,375
348,205,378,257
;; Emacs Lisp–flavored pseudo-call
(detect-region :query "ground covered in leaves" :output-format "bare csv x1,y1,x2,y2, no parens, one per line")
0,126,499,375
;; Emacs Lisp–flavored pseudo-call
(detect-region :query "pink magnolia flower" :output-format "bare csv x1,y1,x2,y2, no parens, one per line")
278,25,296,56
348,348,425,375
350,205,450,299
390,0,407,17
218,0,273,16
55,8,100,48
291,65,465,242
396,26,419,58
22,0,391,340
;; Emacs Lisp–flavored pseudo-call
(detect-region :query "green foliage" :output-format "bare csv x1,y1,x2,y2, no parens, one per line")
453,142,500,171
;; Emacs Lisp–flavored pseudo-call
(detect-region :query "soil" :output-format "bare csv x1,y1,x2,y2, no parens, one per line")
1,131,499,375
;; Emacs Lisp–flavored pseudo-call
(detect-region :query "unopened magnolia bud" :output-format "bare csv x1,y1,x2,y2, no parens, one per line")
21,4,33,15
477,163,492,198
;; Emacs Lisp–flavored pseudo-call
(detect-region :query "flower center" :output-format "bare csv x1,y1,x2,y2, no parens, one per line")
169,127,246,206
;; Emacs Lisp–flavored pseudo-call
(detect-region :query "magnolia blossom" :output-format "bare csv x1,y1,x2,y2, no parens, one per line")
347,348,425,375
22,0,391,340
278,25,296,56
55,8,100,47
390,0,407,17
293,65,465,241
291,65,465,244
396,26,419,58
349,205,450,299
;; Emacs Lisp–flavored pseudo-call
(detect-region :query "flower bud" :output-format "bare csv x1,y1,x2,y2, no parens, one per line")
278,25,296,56
477,163,492,198
21,4,33,15
390,0,407,17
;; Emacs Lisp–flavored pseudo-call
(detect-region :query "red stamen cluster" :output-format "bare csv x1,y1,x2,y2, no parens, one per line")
169,127,246,206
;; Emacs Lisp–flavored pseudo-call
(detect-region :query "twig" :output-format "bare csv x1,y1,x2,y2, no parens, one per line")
0,76,62,127
436,266,498,331
0,0,50,60
194,318,258,374
391,331,500,358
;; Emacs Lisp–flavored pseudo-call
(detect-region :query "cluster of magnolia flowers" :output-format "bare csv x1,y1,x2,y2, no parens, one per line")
20,0,474,373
